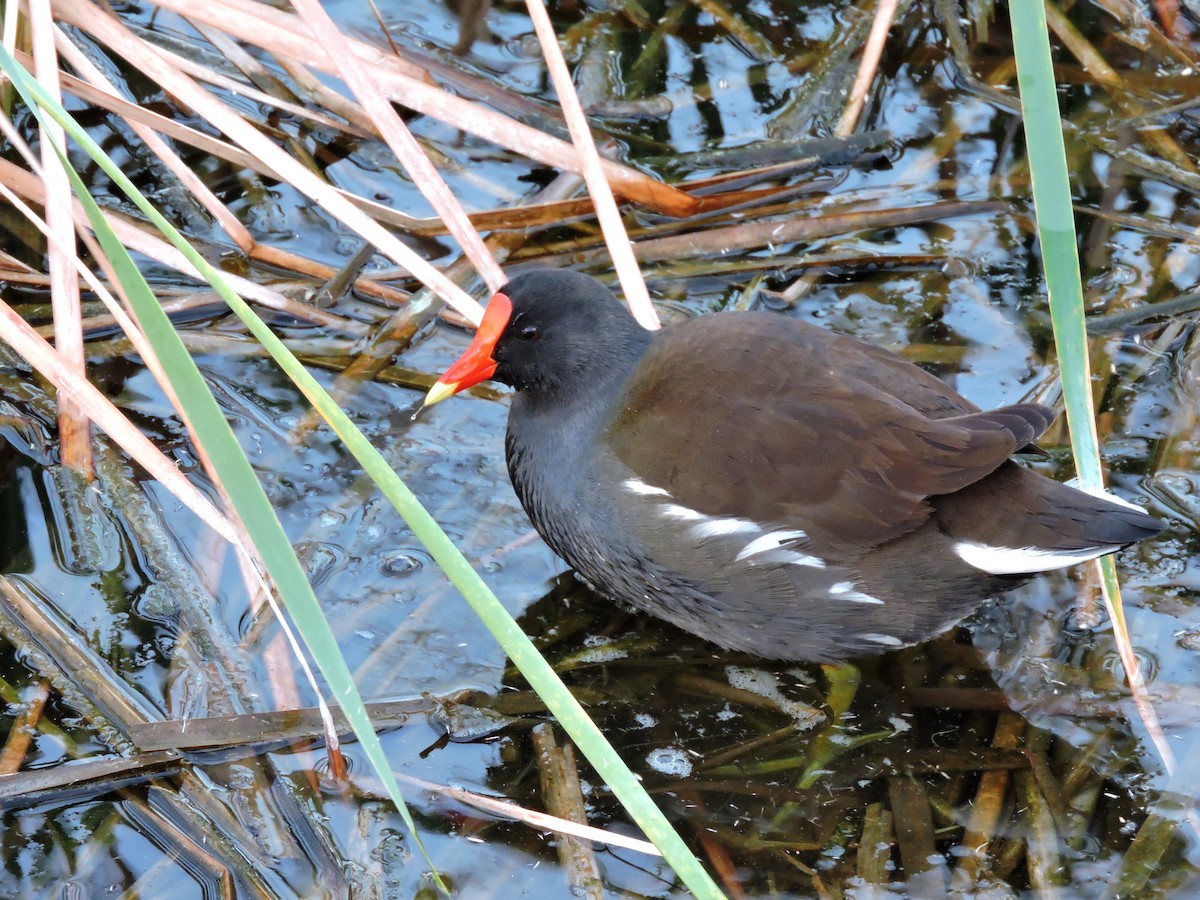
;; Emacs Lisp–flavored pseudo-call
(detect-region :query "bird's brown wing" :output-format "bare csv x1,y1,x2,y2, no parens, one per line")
603,313,1055,551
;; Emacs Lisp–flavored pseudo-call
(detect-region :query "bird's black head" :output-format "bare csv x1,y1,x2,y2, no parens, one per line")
425,269,652,404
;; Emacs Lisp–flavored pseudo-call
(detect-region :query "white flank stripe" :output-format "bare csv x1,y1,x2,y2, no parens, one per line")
1064,478,1146,513
691,518,759,538
829,581,884,604
735,529,808,561
844,592,885,605
661,504,705,522
624,477,669,497
859,633,904,647
784,553,826,569
954,540,1114,576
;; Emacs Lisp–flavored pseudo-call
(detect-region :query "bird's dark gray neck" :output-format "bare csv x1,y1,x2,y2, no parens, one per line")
504,329,652,555
506,346,642,474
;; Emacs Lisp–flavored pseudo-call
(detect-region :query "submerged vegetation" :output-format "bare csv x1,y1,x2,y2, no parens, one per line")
0,0,1198,896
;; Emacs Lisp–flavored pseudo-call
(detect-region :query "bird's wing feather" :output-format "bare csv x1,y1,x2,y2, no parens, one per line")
603,313,1055,550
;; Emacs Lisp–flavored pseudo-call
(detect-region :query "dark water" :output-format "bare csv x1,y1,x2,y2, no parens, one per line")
2,0,1199,896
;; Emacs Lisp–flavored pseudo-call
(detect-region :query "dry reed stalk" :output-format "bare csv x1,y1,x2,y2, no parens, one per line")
524,0,657,328
121,801,239,897
952,712,1025,888
55,0,484,321
118,0,699,216
52,25,254,250
532,724,605,899
0,158,250,557
16,52,615,240
1043,0,1195,171
395,770,661,857
1093,0,1198,65
836,0,901,136
275,55,380,133
0,295,237,541
856,802,894,886
31,0,92,475
0,680,50,775
689,0,776,60
0,576,161,734
136,18,373,134
0,155,374,335
887,777,948,898
619,200,1001,264
0,750,183,803
45,24,779,252
0,120,302,702
290,0,506,291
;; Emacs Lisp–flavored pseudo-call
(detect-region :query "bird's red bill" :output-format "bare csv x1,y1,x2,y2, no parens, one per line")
423,292,513,405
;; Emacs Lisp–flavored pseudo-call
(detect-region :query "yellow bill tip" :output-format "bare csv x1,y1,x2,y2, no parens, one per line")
423,379,460,407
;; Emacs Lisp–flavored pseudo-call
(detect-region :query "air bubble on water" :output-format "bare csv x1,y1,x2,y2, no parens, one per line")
646,747,693,777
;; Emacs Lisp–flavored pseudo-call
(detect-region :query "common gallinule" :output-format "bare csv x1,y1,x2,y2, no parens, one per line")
425,269,1161,661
